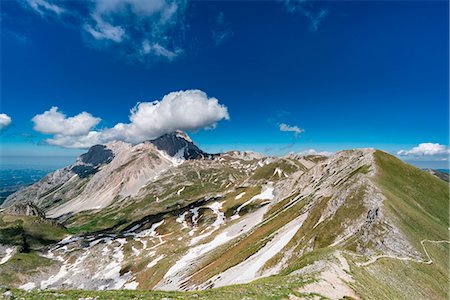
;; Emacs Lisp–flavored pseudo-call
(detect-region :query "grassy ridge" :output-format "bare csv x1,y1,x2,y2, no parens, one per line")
373,151,449,250
346,151,449,299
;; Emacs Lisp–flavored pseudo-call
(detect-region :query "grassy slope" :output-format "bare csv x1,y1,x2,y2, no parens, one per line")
65,163,245,234
349,151,449,299
1,151,448,299
0,214,67,286
373,151,448,249
1,274,312,300
0,215,67,249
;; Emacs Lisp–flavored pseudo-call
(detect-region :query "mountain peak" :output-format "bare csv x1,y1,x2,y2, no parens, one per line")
173,130,192,143
150,131,214,160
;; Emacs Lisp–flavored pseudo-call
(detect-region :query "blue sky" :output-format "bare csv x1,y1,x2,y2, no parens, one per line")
0,0,448,169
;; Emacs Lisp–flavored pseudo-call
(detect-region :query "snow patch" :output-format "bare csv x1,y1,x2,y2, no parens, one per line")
190,202,225,245
157,202,271,291
212,213,307,287
19,282,36,291
124,281,139,290
235,192,246,200
233,184,274,217
147,254,165,269
0,247,14,265
176,186,186,196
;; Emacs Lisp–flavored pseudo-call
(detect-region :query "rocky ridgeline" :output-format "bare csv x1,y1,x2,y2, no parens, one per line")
0,132,447,299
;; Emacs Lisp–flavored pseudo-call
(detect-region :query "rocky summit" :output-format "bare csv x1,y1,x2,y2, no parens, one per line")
0,132,448,299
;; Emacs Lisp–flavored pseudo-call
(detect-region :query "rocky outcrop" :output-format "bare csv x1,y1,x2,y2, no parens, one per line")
2,202,46,219
71,145,114,178
150,130,215,160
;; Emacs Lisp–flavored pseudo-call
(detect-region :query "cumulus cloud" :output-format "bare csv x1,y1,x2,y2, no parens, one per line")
33,90,229,148
397,143,450,160
279,123,304,138
32,107,101,136
0,113,12,130
297,149,333,157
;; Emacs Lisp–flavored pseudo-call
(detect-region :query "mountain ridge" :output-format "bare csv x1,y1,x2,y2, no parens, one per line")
0,133,448,299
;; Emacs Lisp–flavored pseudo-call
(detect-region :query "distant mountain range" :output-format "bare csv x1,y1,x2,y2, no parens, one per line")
425,169,449,182
0,132,448,299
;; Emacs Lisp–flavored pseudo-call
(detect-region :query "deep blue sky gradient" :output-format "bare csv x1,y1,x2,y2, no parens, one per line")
1,0,448,168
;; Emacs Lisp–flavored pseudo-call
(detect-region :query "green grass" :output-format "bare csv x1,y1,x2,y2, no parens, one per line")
0,215,68,249
350,242,449,299
0,274,312,300
221,186,262,218
373,151,449,252
65,162,245,234
0,251,55,286
252,159,299,180
189,194,309,285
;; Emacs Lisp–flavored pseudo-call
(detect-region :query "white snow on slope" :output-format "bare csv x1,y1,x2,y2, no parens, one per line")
235,192,246,200
124,281,139,290
26,219,166,291
190,201,225,245
147,254,165,269
176,211,189,230
0,247,14,265
211,213,307,287
157,202,272,291
177,186,186,196
234,184,274,217
188,207,200,236
19,282,36,291
273,167,283,177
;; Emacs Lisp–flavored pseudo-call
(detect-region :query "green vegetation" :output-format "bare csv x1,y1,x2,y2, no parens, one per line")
252,159,299,180
350,242,449,299
0,215,67,249
0,274,312,300
189,194,309,284
0,214,64,286
0,251,55,286
373,151,449,251
221,186,261,218
66,162,245,234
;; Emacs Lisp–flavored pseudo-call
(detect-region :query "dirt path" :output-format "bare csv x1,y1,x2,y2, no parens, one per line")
348,240,449,267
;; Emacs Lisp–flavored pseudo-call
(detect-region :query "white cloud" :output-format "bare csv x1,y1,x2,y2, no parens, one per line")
84,0,186,60
33,90,229,148
23,0,187,63
297,149,333,157
85,14,126,43
397,143,450,159
32,107,101,136
0,113,12,130
25,0,65,15
141,40,182,60
283,0,328,32
279,123,304,137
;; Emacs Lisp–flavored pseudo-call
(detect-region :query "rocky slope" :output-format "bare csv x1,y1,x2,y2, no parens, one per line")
0,132,448,299
425,168,449,182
